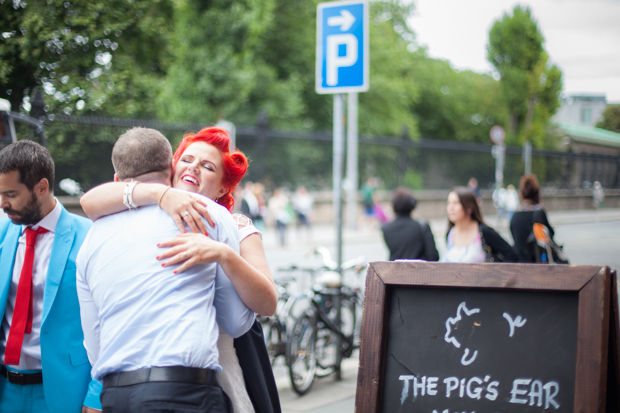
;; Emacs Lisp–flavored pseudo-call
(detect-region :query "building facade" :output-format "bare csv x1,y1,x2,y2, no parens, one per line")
554,94,608,127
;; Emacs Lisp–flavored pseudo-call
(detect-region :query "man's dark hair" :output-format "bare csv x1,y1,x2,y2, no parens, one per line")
392,187,417,216
0,140,55,190
112,127,172,180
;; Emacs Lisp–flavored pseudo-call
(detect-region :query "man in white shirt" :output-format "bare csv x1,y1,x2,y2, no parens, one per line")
76,127,255,412
0,140,100,412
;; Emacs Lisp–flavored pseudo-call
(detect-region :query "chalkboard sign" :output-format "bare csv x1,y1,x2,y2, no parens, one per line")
356,262,610,413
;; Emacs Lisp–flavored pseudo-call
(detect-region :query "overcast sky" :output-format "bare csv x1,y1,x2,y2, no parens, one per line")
408,0,620,103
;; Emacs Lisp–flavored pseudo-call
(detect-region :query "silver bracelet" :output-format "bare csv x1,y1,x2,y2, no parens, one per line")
123,181,140,210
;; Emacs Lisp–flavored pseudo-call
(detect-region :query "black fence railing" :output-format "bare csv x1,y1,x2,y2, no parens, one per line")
10,115,620,193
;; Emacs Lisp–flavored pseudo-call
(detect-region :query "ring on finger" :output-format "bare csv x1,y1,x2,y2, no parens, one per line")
183,211,190,218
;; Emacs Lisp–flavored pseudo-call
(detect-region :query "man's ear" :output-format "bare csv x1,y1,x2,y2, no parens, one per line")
169,160,175,186
35,178,50,197
113,174,120,182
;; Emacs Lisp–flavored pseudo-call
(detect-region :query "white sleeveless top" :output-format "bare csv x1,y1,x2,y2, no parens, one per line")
217,214,261,413
442,228,486,263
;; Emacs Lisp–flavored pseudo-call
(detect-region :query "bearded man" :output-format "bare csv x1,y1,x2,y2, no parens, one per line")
0,140,100,412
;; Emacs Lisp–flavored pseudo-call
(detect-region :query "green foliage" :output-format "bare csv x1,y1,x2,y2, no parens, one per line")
359,1,418,137
158,0,282,123
409,51,508,143
487,6,562,147
596,104,620,133
0,0,171,118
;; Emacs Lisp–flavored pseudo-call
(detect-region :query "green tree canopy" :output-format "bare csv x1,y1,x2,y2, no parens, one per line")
0,0,172,118
596,104,620,133
409,51,508,143
487,5,563,147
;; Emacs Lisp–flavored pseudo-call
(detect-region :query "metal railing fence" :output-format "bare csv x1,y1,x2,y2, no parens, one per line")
10,115,620,193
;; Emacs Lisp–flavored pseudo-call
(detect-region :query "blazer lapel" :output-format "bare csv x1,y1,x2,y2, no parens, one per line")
41,207,75,326
0,224,21,319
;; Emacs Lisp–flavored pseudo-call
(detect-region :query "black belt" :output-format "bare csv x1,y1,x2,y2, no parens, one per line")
0,366,43,385
103,366,219,389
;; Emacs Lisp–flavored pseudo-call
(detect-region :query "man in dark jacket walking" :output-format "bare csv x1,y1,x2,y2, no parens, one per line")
381,187,439,261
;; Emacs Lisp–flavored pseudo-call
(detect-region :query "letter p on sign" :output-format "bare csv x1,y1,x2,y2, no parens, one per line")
316,0,368,94
327,34,358,86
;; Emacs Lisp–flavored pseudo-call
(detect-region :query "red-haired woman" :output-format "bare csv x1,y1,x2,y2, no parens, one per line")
442,187,518,263
81,127,280,413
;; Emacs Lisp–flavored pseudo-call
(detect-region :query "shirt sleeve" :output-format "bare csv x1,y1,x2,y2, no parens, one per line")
212,212,256,338
233,213,262,241
76,244,101,368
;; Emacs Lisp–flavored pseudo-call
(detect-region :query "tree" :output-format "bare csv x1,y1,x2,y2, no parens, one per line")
409,51,508,143
0,0,172,118
156,0,298,127
596,104,620,133
487,6,562,147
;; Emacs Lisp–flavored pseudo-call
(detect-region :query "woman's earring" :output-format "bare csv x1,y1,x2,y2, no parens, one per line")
215,197,220,203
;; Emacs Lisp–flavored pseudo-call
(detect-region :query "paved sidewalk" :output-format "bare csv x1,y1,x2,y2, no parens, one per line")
268,208,620,412
277,355,359,413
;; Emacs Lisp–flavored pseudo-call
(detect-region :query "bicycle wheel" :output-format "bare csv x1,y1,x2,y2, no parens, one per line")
263,320,286,365
314,327,337,376
287,314,317,395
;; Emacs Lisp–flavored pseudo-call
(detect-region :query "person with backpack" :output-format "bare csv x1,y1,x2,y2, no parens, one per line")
510,174,559,263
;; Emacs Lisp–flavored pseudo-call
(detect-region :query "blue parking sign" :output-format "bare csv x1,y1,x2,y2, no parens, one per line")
316,0,369,94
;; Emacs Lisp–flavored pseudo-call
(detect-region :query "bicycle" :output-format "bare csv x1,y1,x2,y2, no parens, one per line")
286,250,366,395
259,265,322,366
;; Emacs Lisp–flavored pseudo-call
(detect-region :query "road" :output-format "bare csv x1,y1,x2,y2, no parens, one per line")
260,208,620,413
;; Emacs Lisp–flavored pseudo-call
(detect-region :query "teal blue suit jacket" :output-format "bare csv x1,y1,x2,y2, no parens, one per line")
0,204,102,412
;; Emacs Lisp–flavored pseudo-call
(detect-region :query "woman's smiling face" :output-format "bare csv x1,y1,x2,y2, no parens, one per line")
172,141,227,200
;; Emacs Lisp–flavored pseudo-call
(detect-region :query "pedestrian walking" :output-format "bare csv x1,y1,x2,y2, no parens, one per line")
443,187,518,263
292,186,313,239
268,188,292,246
381,187,439,261
510,174,560,263
505,184,520,221
593,181,605,210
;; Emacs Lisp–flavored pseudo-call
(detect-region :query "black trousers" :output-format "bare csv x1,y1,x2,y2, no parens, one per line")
234,320,282,413
101,381,232,413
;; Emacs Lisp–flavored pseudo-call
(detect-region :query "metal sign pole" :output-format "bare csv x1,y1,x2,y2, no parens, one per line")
346,92,358,229
523,141,532,175
333,93,345,271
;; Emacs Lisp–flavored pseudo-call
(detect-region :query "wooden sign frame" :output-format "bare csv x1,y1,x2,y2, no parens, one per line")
355,262,611,413
608,269,619,412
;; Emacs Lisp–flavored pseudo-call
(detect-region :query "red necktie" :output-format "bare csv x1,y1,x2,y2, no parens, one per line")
4,226,48,365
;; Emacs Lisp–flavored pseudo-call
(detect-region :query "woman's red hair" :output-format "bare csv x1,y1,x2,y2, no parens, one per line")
173,127,247,212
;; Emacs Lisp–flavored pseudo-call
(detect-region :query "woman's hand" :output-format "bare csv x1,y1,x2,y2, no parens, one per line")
157,233,230,274
159,188,215,234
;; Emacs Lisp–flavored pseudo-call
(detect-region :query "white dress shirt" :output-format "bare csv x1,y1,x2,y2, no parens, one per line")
1,199,62,369
76,194,255,381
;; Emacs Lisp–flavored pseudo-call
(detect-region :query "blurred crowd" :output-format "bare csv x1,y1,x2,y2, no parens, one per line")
380,174,572,264
233,183,314,246
233,172,606,263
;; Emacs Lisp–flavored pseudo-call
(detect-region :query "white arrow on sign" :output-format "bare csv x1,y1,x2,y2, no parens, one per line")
327,9,356,31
